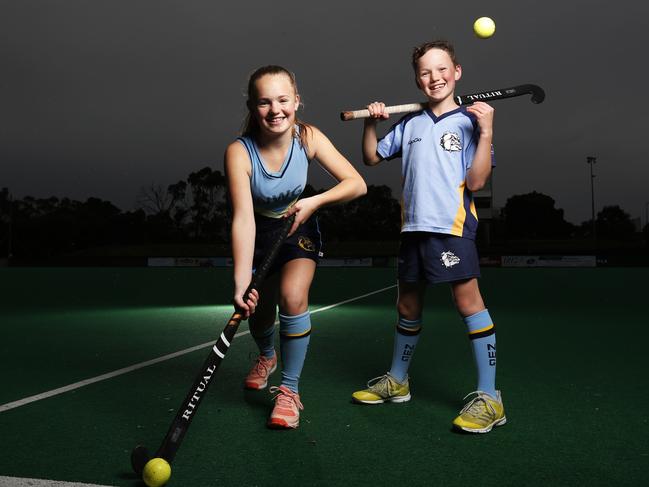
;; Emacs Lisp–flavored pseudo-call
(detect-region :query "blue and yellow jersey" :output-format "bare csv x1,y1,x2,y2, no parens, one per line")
377,106,495,240
237,133,310,218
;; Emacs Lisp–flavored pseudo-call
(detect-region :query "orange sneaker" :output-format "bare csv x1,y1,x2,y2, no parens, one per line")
267,385,303,429
244,353,277,390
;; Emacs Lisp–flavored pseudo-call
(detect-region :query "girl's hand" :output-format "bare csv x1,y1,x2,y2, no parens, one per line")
233,287,259,318
466,101,494,137
285,197,320,236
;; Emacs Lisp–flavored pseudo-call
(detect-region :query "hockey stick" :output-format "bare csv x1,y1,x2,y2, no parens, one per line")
340,83,545,121
131,215,295,478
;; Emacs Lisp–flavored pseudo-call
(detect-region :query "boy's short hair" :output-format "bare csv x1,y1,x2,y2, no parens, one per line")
411,40,458,72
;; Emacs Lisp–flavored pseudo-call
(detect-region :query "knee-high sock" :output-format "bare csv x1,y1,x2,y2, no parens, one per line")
388,316,422,383
279,310,311,393
464,309,497,397
249,317,276,359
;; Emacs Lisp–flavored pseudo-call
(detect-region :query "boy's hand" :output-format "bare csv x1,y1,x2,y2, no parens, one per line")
466,101,494,137
365,101,390,122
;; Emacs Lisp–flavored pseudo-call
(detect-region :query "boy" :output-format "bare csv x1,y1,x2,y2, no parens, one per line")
352,40,505,433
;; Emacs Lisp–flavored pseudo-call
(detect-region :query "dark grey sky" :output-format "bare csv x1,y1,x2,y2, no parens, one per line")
2,0,648,224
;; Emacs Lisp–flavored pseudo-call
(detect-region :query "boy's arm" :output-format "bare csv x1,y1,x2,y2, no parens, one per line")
465,101,494,192
362,102,389,166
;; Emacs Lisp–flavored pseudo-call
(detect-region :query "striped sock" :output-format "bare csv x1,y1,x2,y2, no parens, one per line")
388,316,422,383
249,319,276,359
279,310,311,393
464,309,497,397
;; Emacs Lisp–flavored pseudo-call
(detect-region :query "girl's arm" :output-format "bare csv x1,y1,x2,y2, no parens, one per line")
224,141,258,316
285,126,367,236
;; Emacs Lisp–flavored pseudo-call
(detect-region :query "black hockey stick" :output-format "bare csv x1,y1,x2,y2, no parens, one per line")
131,215,295,476
340,83,545,120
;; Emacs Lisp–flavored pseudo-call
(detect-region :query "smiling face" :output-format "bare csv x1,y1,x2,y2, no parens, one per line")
415,48,462,105
250,73,300,137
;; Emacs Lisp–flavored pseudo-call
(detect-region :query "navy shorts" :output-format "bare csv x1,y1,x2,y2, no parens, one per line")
253,214,323,276
398,232,480,284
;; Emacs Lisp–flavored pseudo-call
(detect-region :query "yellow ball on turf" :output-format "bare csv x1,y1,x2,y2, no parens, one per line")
473,17,496,39
142,458,172,487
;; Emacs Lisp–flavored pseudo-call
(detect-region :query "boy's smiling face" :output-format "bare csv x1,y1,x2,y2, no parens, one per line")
415,48,462,104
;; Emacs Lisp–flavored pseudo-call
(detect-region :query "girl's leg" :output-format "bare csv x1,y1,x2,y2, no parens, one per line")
277,258,316,393
244,275,280,390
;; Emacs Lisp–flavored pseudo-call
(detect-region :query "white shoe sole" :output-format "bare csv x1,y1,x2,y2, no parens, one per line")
457,415,507,433
352,393,411,404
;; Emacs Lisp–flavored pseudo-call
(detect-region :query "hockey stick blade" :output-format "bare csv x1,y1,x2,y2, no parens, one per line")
455,84,545,105
131,445,151,475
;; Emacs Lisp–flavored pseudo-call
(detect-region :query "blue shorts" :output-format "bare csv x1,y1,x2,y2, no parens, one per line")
253,213,323,276
398,232,480,284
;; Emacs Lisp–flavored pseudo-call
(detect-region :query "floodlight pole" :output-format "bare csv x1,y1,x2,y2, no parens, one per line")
586,156,597,244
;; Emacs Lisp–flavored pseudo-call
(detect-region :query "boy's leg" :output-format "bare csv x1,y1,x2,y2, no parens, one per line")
352,280,425,404
451,278,505,433
389,281,426,382
451,278,496,396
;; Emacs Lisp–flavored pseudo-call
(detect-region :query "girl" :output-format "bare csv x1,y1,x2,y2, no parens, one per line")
225,65,366,429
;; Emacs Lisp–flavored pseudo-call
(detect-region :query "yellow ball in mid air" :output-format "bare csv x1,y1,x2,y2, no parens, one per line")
142,458,172,487
473,17,496,39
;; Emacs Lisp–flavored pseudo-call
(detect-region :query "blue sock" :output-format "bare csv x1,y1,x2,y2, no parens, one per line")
249,318,276,359
279,310,311,393
388,316,422,383
464,309,497,397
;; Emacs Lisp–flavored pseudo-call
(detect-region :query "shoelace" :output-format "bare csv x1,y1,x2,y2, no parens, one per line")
269,386,304,410
249,353,274,376
366,374,397,396
459,391,497,419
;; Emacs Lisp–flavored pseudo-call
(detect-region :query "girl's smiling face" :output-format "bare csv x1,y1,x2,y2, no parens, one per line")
252,73,300,137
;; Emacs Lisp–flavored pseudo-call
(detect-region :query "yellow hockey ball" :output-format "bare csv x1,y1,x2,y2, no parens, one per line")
473,17,496,39
142,457,172,487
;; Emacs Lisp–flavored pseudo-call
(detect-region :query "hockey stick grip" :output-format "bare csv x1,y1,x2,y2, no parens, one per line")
340,103,427,121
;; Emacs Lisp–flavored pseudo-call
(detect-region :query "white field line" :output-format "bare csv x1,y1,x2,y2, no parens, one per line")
0,284,395,413
0,476,115,486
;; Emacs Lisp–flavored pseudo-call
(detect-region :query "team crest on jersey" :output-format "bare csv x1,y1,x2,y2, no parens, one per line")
440,131,462,152
440,251,460,268
298,236,315,252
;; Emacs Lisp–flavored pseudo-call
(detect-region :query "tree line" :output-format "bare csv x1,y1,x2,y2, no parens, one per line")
0,168,646,259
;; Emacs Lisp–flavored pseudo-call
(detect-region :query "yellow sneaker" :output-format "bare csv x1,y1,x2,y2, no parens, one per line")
352,373,411,404
452,391,506,433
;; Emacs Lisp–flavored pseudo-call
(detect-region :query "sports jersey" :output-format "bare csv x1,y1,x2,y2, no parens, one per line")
377,106,494,240
237,133,310,218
